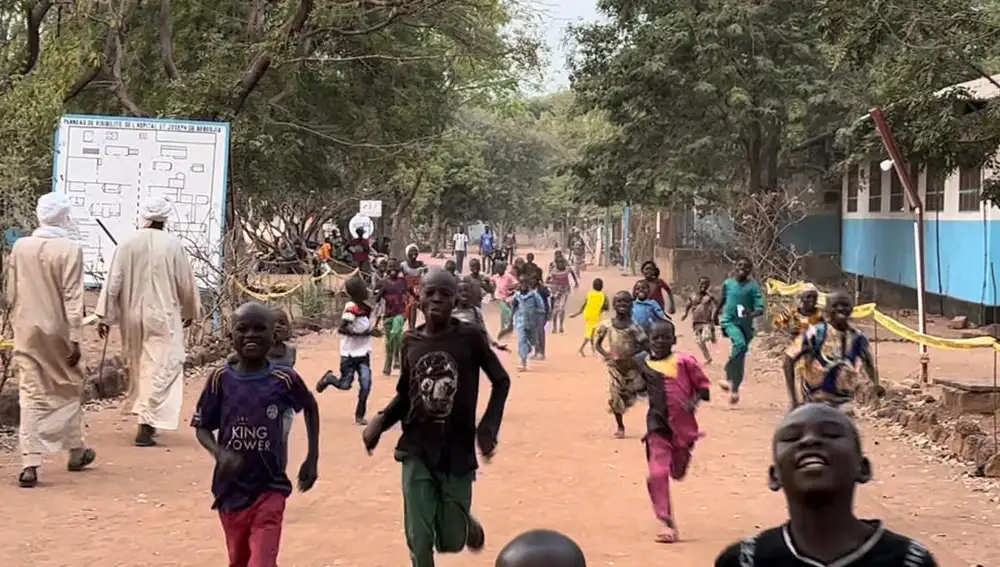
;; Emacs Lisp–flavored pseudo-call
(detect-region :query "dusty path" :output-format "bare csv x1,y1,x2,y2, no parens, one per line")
0,261,998,567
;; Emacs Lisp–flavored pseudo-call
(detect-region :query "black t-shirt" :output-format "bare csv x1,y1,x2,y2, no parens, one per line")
715,521,937,567
385,319,511,475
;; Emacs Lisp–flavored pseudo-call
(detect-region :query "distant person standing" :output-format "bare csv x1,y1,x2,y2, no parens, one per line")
347,227,371,273
452,226,469,274
502,229,517,262
479,226,495,274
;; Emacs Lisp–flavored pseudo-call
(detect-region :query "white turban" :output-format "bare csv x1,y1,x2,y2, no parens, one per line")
139,196,172,225
36,193,73,229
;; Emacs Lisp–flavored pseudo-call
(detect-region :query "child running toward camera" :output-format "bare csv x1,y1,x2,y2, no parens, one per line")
455,277,508,352
714,403,937,566
361,268,511,567
316,276,382,425
637,319,710,543
717,256,765,404
502,275,547,370
571,277,609,357
191,302,320,567
681,276,718,365
790,290,883,415
594,291,649,439
533,277,551,360
775,285,824,409
636,260,676,314
492,261,519,336
373,259,411,376
632,279,668,335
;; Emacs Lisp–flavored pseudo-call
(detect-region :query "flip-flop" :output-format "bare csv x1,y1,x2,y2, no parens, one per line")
67,448,97,472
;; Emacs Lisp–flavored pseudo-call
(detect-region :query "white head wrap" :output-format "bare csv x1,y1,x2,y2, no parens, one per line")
139,196,172,226
33,193,75,238
405,243,419,256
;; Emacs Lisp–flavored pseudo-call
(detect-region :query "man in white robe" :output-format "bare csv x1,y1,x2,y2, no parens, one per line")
95,196,200,447
4,193,96,487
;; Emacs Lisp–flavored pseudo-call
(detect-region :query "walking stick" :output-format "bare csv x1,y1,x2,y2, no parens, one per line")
93,219,118,378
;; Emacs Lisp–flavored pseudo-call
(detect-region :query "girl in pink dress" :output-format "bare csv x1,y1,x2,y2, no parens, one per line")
491,262,519,335
637,319,711,543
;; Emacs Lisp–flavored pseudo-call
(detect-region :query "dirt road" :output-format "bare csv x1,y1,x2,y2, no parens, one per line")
0,262,997,567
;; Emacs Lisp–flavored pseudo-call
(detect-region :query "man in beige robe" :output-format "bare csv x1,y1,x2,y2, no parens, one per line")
96,196,200,447
4,193,96,487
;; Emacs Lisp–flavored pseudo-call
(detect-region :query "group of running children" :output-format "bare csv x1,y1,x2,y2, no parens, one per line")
192,248,932,567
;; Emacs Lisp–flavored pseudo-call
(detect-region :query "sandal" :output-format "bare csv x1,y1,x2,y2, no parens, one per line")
67,448,97,472
18,467,38,488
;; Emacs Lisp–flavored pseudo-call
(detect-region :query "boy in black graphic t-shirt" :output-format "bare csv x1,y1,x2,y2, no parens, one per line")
715,403,936,567
362,268,511,567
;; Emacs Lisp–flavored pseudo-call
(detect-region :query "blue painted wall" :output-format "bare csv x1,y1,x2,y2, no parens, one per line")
784,212,839,255
842,218,1000,305
694,211,839,255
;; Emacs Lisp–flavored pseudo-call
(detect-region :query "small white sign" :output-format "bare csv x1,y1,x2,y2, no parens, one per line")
360,200,382,218
349,214,375,238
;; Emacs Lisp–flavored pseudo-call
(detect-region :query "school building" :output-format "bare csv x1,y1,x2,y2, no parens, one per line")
840,75,1000,323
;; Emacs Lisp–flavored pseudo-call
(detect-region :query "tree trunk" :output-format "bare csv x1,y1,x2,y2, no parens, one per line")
430,211,442,255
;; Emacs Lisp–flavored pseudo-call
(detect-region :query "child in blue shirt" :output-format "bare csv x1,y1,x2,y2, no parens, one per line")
632,279,667,335
192,302,320,567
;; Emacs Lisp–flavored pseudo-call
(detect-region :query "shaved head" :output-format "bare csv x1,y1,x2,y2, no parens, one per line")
496,530,586,567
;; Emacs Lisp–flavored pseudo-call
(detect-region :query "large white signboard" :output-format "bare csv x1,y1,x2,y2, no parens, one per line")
52,114,230,287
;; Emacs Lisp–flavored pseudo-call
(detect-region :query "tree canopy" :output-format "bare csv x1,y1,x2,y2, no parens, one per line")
0,0,546,245
567,0,1000,208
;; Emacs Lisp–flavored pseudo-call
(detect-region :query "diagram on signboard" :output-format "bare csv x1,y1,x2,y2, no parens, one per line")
53,115,230,286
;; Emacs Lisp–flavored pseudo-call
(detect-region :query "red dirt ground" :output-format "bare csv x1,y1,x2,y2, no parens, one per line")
0,256,998,567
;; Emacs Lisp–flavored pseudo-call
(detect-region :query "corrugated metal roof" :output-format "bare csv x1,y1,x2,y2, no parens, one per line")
935,74,1000,100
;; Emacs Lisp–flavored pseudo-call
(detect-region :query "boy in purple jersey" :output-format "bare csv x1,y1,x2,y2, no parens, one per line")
191,302,320,567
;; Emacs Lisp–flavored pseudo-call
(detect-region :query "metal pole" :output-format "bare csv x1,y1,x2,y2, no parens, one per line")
869,108,930,383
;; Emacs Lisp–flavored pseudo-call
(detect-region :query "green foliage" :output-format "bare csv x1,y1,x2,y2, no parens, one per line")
0,0,541,240
818,0,1000,204
406,91,612,232
568,0,845,206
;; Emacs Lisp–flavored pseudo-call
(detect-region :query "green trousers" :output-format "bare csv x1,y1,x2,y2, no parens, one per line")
402,457,474,567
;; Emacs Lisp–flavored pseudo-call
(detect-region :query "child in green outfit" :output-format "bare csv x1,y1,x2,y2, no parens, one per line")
361,268,511,567
716,256,765,404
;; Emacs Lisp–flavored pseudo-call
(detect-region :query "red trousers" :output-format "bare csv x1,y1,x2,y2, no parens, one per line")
219,492,287,567
644,431,691,527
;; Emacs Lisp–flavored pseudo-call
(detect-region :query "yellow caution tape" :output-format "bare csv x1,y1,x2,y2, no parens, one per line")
232,262,360,302
766,278,1000,352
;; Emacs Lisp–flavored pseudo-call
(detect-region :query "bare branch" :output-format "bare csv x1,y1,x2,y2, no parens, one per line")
228,0,315,118
21,1,55,75
159,0,180,80
303,0,449,39
107,26,147,116
63,67,102,103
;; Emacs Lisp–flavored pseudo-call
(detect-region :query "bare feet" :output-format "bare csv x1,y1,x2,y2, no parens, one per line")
717,379,731,392
614,428,625,439
729,392,740,405
655,526,678,543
